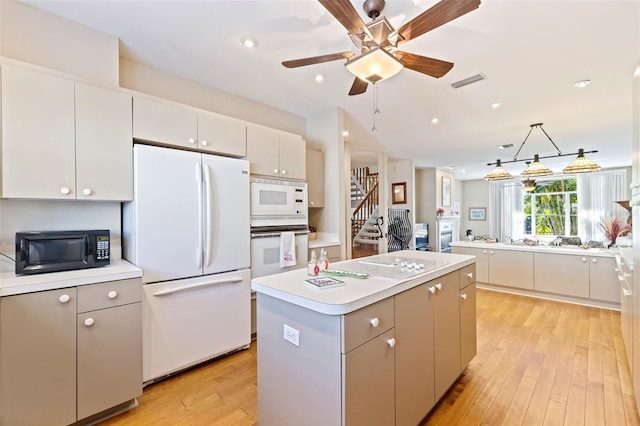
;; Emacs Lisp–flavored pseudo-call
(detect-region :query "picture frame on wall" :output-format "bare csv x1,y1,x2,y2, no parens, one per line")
469,207,486,221
441,176,451,206
392,182,407,204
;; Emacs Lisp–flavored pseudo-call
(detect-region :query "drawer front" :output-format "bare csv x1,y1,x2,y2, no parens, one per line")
343,297,394,353
77,278,143,313
460,264,476,289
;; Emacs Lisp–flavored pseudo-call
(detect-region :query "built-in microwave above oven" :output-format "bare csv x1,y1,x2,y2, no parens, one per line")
250,178,307,227
15,230,110,275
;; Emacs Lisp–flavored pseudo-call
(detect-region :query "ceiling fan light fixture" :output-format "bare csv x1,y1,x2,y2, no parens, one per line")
345,47,403,85
521,154,553,178
563,148,601,174
484,160,512,181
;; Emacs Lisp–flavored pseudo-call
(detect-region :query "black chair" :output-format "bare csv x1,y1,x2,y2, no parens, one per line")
387,209,412,252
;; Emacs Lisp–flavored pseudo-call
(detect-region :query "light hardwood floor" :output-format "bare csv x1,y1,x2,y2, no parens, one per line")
101,289,640,426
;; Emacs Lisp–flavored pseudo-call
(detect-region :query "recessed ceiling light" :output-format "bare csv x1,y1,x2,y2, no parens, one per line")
498,143,515,149
446,166,455,170
573,79,590,88
240,36,258,48
431,117,439,124
315,74,324,83
491,102,502,109
343,130,350,137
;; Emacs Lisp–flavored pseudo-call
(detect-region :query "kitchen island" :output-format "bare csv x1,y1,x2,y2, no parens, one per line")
251,250,476,426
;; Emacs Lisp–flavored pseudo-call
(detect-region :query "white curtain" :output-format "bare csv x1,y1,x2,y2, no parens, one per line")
490,180,524,242
577,170,628,242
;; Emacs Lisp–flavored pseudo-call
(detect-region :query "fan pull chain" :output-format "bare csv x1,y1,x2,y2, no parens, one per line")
372,84,380,132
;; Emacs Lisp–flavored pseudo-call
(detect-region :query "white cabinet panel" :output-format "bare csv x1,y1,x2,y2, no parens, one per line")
247,125,305,180
535,252,589,297
133,96,197,149
198,112,246,156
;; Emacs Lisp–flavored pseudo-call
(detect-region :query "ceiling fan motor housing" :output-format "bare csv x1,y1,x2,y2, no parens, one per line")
363,0,385,19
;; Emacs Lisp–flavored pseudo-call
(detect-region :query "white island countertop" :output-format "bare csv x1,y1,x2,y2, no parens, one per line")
251,250,475,315
0,259,143,297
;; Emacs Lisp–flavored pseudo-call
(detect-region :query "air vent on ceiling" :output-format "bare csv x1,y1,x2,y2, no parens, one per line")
451,73,486,89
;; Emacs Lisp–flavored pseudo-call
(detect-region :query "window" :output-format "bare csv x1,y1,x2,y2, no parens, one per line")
523,178,577,236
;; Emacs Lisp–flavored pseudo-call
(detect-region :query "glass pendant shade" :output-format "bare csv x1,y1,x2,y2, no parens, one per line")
563,148,601,174
484,159,512,181
521,179,536,192
521,154,552,178
345,47,403,84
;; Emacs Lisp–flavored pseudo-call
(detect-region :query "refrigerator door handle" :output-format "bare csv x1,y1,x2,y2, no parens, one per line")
204,163,213,268
195,162,203,269
152,277,244,296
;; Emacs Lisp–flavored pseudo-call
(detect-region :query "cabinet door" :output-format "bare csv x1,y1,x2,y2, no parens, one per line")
534,253,589,297
246,124,279,176
198,111,246,157
589,256,620,303
1,65,75,199
132,97,198,148
460,283,477,369
344,329,395,426
306,149,325,207
452,247,488,282
76,83,133,200
395,284,435,425
489,249,534,289
77,302,142,420
0,288,77,425
279,132,306,180
433,271,461,399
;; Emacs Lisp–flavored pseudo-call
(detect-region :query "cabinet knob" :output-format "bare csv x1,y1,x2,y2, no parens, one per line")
428,286,436,294
107,290,118,299
461,293,467,300
387,338,396,348
84,318,95,327
274,169,279,174
435,283,443,291
60,187,71,195
188,138,196,144
466,272,473,279
482,250,487,254
59,294,71,303
490,251,494,254
582,257,587,262
281,169,287,175
370,317,380,328
310,201,314,206
591,258,597,263
201,140,208,146
82,188,92,196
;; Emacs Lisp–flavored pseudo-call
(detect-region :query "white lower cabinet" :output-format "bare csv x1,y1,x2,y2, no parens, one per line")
535,252,590,297
0,279,142,424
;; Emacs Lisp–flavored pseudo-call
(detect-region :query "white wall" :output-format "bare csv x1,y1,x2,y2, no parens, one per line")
460,179,491,238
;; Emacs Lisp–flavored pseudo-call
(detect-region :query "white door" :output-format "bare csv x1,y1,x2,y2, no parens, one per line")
132,145,202,282
202,154,250,274
142,269,251,383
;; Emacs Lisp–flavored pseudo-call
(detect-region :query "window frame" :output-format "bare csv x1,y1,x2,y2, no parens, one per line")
523,178,578,237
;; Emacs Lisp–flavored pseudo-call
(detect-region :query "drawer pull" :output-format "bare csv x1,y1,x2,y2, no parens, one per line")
59,294,71,304
201,140,208,146
466,272,473,279
461,293,467,300
428,286,436,294
591,258,597,263
435,283,443,291
581,258,587,262
482,250,487,254
188,138,195,144
107,291,118,299
370,317,380,328
387,338,396,348
490,251,494,254
84,318,95,327
60,187,71,195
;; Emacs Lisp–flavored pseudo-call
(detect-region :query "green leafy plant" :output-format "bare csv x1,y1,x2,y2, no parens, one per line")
599,214,631,245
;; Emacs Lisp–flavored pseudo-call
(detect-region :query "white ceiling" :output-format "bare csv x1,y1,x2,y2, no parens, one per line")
22,0,640,180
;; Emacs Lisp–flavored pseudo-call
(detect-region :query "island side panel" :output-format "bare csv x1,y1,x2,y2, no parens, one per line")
257,293,342,426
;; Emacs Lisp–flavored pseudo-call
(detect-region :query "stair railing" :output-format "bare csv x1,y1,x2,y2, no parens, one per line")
351,181,379,238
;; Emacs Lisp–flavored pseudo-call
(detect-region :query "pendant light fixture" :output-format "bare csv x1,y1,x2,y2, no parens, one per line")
521,178,536,192
485,123,601,180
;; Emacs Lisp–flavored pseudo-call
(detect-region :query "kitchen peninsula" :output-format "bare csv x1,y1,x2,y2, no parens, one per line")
251,250,476,426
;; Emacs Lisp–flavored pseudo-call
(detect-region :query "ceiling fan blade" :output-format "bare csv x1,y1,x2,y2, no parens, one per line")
282,51,355,68
319,0,368,36
349,78,368,96
396,51,454,78
397,0,481,43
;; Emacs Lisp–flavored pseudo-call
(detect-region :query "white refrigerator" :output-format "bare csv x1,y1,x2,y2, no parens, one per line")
123,144,251,383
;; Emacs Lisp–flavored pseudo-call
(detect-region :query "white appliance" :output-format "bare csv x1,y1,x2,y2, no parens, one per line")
250,228,309,278
123,144,251,383
250,177,307,227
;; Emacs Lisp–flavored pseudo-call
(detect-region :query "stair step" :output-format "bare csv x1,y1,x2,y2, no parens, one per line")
354,237,379,245
360,231,380,237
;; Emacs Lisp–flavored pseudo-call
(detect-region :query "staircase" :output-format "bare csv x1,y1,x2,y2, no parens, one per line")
351,167,381,247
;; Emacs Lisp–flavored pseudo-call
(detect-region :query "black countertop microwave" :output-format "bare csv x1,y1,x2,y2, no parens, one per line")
15,230,110,275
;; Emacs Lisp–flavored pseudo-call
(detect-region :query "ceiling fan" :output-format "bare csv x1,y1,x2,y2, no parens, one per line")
282,0,481,95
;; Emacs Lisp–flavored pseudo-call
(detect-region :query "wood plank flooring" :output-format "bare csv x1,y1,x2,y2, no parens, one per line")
100,289,640,426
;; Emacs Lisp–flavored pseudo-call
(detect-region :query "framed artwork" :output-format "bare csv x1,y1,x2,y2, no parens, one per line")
469,207,486,221
441,176,451,206
392,182,407,204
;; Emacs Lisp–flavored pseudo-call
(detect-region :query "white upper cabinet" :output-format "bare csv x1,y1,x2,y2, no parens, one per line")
1,65,133,200
132,97,247,157
247,125,305,180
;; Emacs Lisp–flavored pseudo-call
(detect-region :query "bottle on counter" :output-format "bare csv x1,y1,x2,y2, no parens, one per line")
318,248,328,272
308,250,319,276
